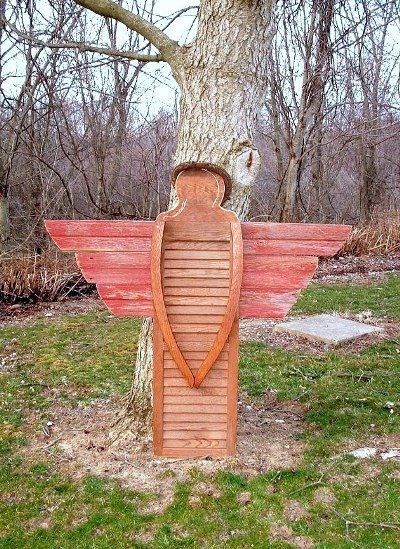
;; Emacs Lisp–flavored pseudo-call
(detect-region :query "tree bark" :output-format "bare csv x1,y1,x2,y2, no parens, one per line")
0,188,10,251
126,0,275,426
310,125,328,222
280,133,304,222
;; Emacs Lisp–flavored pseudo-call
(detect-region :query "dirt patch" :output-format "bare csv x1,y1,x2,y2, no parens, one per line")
324,434,400,484
0,296,102,326
269,522,315,548
27,516,52,532
284,499,310,522
20,394,306,508
315,255,400,284
313,487,337,506
240,316,399,355
345,435,400,461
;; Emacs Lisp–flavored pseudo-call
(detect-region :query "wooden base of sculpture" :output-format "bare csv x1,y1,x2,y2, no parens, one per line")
153,319,238,457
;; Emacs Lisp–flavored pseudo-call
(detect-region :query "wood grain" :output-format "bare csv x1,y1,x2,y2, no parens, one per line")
194,221,242,389
77,251,150,267
163,431,227,440
165,350,228,360
151,220,194,388
164,360,227,369
163,412,227,422
56,236,151,252
164,387,227,396
163,396,227,405
162,439,227,449
162,341,229,352
151,168,241,457
155,448,229,458
100,300,153,317
163,370,228,380
164,249,230,260
152,319,164,455
226,318,239,455
242,221,351,241
163,278,230,288
163,378,228,388
45,219,153,238
164,287,230,297
164,241,229,251
244,239,345,257
163,422,227,430
77,266,150,285
164,221,231,242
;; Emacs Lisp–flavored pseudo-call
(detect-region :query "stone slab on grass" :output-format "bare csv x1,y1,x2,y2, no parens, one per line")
274,314,383,345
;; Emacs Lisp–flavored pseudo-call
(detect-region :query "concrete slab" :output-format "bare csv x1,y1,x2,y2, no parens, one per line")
274,314,383,345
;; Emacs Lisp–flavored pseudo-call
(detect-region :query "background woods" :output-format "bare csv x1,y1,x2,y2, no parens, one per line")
0,0,399,254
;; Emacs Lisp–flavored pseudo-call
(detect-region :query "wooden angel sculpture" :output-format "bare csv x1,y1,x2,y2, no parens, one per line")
46,166,350,458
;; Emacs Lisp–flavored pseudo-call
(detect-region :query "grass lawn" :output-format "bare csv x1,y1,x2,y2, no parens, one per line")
0,275,399,548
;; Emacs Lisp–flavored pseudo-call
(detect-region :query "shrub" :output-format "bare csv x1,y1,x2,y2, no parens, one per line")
0,253,93,304
341,212,400,256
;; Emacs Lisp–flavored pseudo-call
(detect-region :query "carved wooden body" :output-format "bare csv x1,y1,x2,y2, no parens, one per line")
46,167,351,458
150,169,242,455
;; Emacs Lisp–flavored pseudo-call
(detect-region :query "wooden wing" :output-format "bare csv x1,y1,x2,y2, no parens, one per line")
239,222,351,318
45,220,154,317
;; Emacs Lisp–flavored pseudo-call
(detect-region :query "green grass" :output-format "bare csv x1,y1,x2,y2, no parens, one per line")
0,276,399,548
0,312,141,398
293,273,400,317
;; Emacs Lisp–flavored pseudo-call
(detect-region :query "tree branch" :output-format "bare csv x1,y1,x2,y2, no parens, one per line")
3,14,164,63
73,0,180,62
333,509,400,536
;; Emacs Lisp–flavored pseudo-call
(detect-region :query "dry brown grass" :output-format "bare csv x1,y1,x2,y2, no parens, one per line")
341,213,400,256
0,253,91,304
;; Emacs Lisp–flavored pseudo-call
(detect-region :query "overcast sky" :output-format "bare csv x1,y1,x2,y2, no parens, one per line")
139,1,199,111
3,1,200,116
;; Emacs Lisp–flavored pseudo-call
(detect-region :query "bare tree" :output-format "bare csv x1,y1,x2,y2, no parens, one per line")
1,0,162,249
0,0,84,250
341,0,399,220
267,0,335,222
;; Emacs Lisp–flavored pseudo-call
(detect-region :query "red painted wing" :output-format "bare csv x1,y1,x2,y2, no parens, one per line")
46,219,351,320
239,222,351,318
45,220,154,317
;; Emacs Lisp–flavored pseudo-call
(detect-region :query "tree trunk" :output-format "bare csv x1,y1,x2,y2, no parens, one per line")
0,189,10,251
280,121,305,222
274,0,334,223
359,136,378,222
310,126,328,222
268,71,285,220
126,0,275,427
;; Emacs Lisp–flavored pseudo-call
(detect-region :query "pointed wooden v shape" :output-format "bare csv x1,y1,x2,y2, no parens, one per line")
151,220,195,388
151,218,242,388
